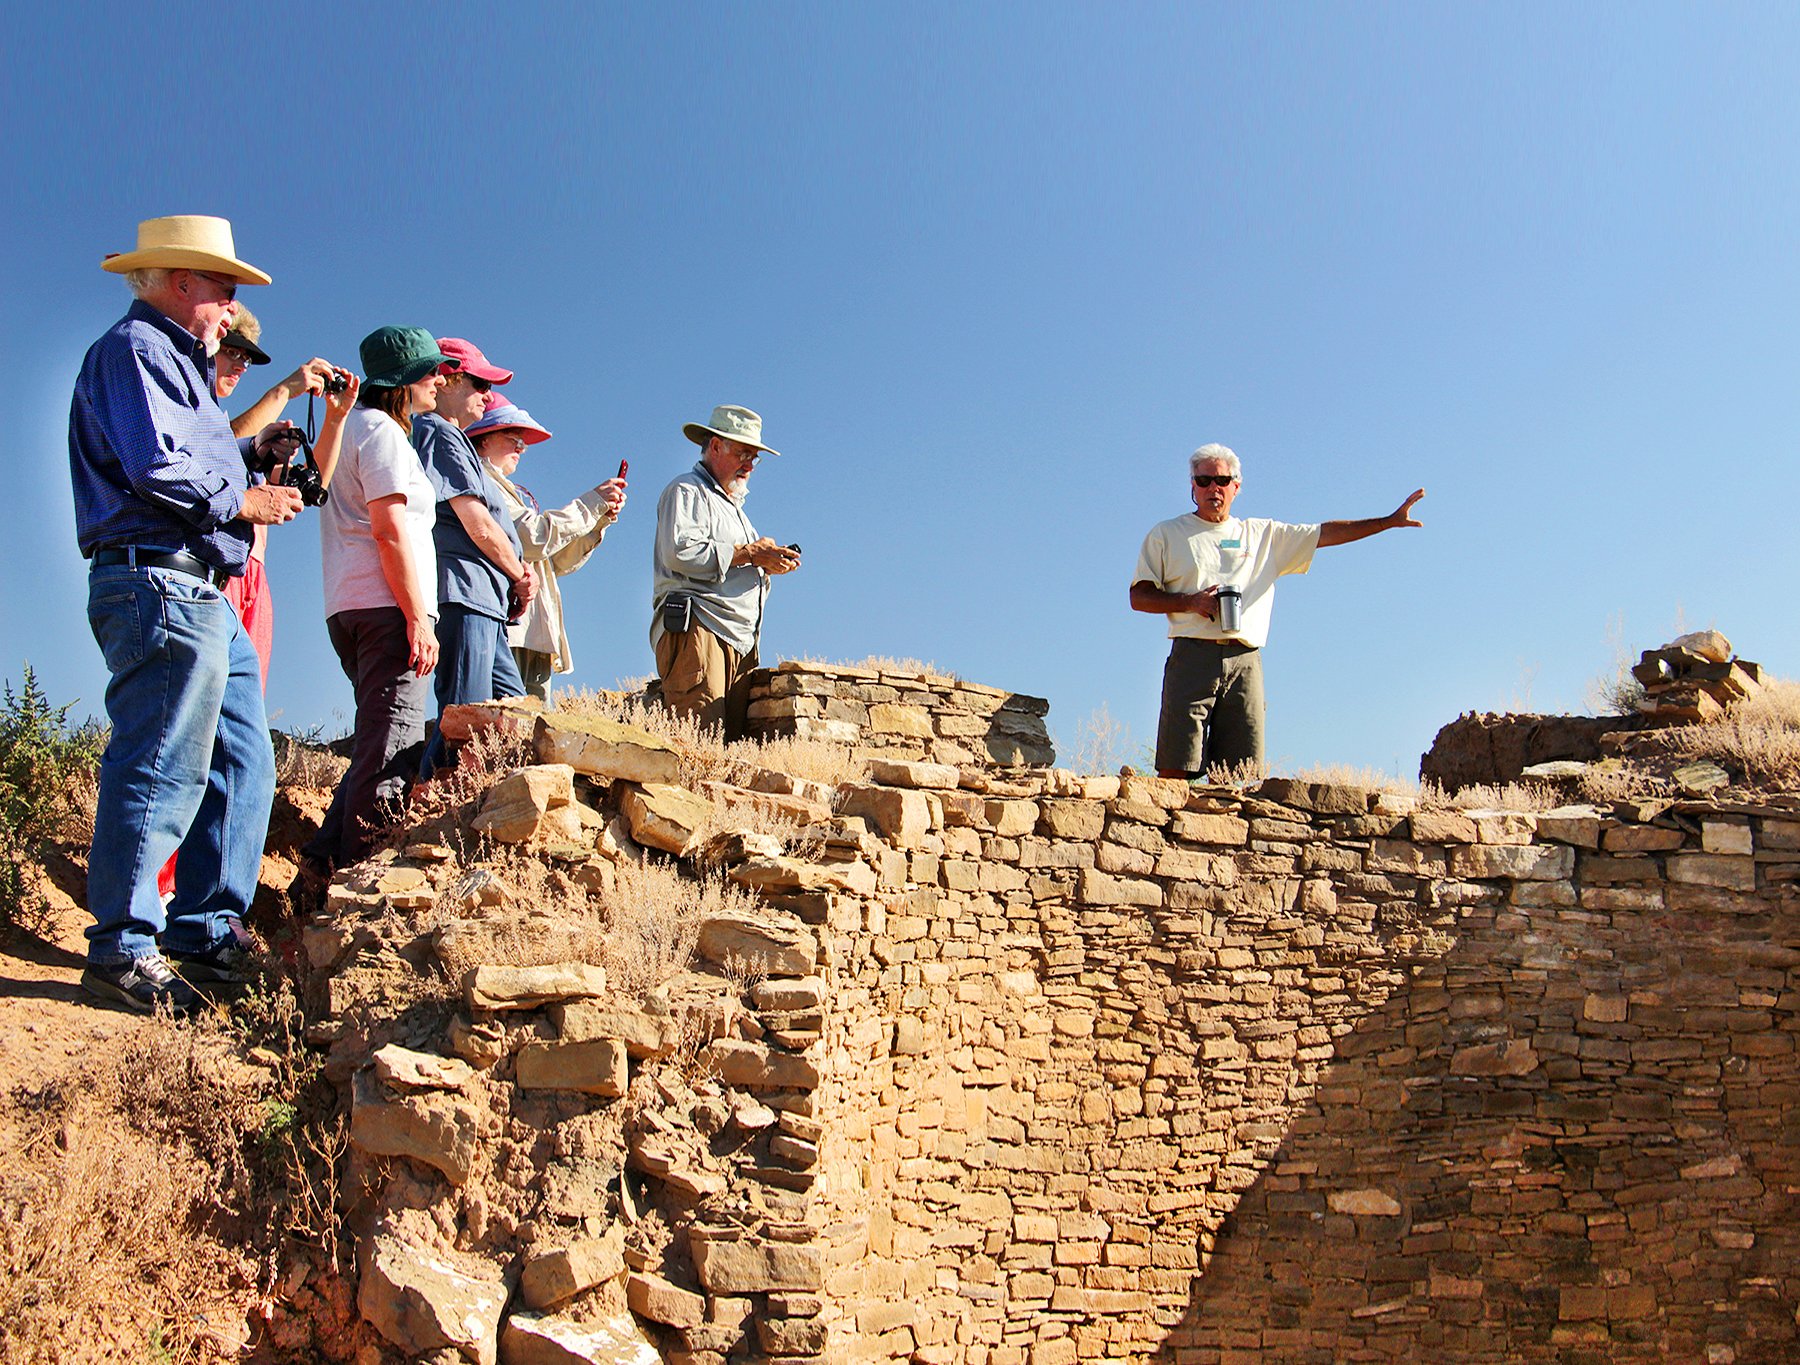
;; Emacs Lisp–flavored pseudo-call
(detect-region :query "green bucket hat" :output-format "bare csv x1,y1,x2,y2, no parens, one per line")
360,325,454,389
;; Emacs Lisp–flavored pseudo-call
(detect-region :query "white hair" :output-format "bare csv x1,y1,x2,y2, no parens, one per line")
1189,443,1241,479
123,267,170,299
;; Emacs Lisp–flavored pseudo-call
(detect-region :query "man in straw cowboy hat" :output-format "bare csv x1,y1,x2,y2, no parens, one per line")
70,215,304,1013
652,404,800,736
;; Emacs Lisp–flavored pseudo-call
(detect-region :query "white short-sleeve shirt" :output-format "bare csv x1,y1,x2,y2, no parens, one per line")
1134,513,1320,648
320,407,438,619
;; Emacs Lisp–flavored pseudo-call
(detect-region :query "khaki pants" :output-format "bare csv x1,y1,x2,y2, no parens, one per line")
655,625,758,739
1155,638,1265,775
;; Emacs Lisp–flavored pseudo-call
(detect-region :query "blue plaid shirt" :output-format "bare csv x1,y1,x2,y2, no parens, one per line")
69,299,254,573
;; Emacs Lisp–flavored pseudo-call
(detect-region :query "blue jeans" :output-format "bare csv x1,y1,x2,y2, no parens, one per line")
420,603,524,778
84,563,275,966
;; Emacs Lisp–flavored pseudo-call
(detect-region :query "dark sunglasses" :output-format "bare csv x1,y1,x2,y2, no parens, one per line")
461,374,493,393
1192,473,1237,488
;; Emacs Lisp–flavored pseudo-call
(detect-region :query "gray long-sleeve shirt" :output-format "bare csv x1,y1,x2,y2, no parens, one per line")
651,461,766,656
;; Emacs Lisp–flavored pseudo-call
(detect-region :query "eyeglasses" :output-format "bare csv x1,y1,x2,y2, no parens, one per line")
499,434,526,453
460,374,493,393
190,270,238,302
1192,474,1237,488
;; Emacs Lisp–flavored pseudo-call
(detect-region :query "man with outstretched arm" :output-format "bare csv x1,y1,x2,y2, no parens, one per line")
1131,442,1424,779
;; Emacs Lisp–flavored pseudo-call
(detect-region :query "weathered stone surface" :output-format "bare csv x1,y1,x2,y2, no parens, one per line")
1537,805,1603,848
1449,843,1575,881
350,1070,482,1185
867,757,961,789
727,854,877,895
1328,1189,1402,1216
689,1230,825,1293
500,1310,661,1365
1171,811,1251,845
468,962,607,1012
1667,853,1756,891
439,695,544,744
1079,868,1163,907
1451,1039,1539,1077
372,1043,476,1092
868,702,934,737
515,1039,628,1096
551,1000,677,1057
620,782,712,855
699,780,833,826
519,1229,627,1309
472,764,577,843
360,1217,507,1364
533,712,683,784
626,1271,707,1328
696,912,818,977
753,975,826,1011
840,785,933,848
703,1040,821,1090
1041,799,1107,840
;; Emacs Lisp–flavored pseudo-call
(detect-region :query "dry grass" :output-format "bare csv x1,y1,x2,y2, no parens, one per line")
555,687,868,790
433,846,760,998
1418,779,1563,813
1652,677,1800,793
789,653,961,683
1062,703,1134,777
1279,763,1420,797
272,727,349,789
409,721,537,827
0,982,341,1364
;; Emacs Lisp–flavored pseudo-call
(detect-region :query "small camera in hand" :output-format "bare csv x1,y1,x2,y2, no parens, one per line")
320,368,350,396
252,430,328,507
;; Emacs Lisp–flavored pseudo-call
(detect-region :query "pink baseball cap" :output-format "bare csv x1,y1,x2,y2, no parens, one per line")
435,337,513,384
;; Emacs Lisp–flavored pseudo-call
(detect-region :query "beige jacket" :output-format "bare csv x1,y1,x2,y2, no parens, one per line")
495,473,616,674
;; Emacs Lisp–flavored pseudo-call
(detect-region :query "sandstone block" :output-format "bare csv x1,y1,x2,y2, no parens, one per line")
438,696,543,744
360,1218,507,1364
520,1229,627,1309
1328,1188,1402,1216
1079,869,1163,907
839,785,932,848
1667,853,1756,891
868,702,933,737
472,764,575,843
696,912,818,977
753,975,826,1011
1701,821,1753,856
1171,811,1250,844
728,854,876,896
350,1071,482,1185
756,1315,828,1354
620,782,712,855
985,798,1040,836
516,1039,628,1096
1537,805,1603,848
1449,843,1575,881
500,1310,662,1365
1408,811,1478,843
551,1000,676,1057
704,1040,821,1090
1603,825,1685,852
1119,774,1190,809
468,962,607,1011
533,713,682,784
1450,1039,1539,1077
867,757,960,789
689,1231,824,1293
626,1272,706,1329
1041,799,1106,840
372,1043,475,1092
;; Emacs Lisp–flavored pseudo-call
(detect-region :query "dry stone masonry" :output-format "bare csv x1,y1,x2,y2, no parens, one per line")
296,666,1800,1363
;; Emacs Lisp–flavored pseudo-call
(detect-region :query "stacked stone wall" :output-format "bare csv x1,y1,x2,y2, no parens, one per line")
786,770,1800,1363
742,662,1055,768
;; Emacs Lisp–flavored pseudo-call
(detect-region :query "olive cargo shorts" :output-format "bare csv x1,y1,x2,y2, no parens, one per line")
1155,638,1265,775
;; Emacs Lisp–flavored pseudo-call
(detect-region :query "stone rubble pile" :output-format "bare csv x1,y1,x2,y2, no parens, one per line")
1632,629,1763,723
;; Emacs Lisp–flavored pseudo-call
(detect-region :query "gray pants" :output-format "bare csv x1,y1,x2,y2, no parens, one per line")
305,607,428,870
512,647,555,703
1155,638,1265,775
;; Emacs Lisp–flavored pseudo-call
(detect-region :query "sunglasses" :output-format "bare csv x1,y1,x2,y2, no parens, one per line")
1192,474,1237,488
460,374,493,393
190,270,239,302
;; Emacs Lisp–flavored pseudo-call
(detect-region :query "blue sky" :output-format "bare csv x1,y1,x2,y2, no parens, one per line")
6,4,1798,778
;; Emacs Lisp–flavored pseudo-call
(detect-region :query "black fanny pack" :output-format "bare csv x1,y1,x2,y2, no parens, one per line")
661,592,693,635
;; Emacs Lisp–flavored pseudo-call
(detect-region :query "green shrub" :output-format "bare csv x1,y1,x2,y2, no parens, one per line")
0,664,104,935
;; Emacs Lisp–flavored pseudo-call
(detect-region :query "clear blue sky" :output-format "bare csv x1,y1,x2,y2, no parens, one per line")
6,4,1798,778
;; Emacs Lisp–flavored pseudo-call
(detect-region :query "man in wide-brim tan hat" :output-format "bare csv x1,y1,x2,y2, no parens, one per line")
651,404,800,736
70,215,303,1014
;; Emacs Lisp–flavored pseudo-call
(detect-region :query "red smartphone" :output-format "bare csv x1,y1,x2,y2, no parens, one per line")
617,460,629,480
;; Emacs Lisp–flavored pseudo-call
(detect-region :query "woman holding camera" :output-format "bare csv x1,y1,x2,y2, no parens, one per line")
466,395,628,700
302,326,451,875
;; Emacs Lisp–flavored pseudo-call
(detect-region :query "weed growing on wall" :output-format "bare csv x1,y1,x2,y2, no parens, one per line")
0,665,104,936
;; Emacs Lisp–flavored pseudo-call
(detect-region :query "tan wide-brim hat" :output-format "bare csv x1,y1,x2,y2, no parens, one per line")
682,404,779,458
101,215,272,286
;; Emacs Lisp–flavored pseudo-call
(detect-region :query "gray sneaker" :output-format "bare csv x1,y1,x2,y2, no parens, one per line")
81,952,202,1014
166,919,255,989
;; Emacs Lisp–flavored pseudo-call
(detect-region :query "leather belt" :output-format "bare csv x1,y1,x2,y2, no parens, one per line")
92,547,231,590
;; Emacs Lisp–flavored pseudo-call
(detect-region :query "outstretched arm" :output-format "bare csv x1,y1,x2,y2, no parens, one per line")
1318,489,1426,548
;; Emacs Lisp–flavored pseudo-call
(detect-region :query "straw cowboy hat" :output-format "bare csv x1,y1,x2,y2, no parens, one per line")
682,404,780,458
101,215,271,286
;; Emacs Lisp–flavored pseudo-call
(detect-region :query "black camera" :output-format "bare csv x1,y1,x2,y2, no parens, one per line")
320,368,350,396
250,429,329,507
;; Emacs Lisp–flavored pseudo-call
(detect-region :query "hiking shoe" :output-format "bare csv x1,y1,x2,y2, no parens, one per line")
166,919,256,990
81,952,202,1015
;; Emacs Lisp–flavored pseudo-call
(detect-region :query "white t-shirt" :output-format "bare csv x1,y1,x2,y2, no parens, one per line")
321,407,437,618
1134,513,1320,649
